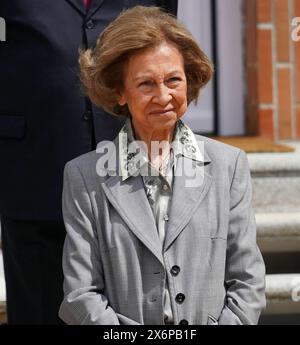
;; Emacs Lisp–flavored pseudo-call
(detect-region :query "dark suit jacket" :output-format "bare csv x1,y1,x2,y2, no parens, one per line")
0,0,177,221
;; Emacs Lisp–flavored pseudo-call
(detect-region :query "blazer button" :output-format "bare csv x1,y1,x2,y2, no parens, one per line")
162,184,169,191
86,19,95,29
170,265,180,276
175,293,185,304
179,319,189,325
82,111,91,121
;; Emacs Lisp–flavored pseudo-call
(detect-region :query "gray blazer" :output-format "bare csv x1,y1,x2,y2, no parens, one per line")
59,134,266,325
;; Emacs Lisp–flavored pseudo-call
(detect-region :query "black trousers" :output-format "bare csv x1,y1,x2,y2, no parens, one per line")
1,217,66,324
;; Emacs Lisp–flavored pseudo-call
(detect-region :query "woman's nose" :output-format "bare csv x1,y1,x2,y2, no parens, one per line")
153,84,172,105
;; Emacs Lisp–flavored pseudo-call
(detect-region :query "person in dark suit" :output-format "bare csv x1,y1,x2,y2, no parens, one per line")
0,0,177,324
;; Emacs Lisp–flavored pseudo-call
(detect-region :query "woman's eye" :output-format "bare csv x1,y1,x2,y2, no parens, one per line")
168,77,181,83
139,80,153,87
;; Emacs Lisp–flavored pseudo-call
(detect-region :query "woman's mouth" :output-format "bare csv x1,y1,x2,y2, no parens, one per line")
149,108,175,116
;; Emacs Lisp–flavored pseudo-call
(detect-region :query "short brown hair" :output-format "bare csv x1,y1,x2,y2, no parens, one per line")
79,6,214,117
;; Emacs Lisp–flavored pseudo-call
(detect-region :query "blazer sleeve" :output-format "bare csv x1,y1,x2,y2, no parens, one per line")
218,150,266,325
59,161,140,325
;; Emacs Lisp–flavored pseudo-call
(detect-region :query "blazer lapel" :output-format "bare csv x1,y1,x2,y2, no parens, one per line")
66,0,105,17
65,0,86,16
86,0,105,19
163,153,213,252
101,174,164,266
97,134,164,265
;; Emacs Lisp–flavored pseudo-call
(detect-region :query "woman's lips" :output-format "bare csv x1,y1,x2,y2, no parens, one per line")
149,108,175,116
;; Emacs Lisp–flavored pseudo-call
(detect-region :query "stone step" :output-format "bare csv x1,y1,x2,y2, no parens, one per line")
264,274,300,314
256,213,300,252
247,143,300,213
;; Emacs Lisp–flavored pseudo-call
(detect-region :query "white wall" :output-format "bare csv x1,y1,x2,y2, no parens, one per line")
177,0,215,133
215,0,245,135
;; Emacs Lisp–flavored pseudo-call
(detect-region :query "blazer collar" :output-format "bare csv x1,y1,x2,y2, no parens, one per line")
65,0,105,17
97,137,165,266
163,155,213,252
97,129,213,264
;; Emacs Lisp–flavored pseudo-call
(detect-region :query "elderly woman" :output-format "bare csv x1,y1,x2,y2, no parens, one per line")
59,6,266,325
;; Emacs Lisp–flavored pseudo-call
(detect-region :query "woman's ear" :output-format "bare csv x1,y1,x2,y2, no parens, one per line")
116,89,126,106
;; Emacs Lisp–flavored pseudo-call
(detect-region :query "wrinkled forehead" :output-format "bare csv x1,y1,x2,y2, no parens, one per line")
123,43,185,80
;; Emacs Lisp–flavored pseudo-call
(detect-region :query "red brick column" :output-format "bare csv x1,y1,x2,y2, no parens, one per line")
245,0,300,140
295,0,300,138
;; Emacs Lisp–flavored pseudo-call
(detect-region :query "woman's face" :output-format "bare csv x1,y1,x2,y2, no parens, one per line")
118,42,188,134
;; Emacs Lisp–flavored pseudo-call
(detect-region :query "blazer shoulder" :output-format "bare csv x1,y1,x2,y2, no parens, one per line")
66,150,97,169
194,134,248,184
64,138,118,182
194,134,242,162
64,150,100,183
